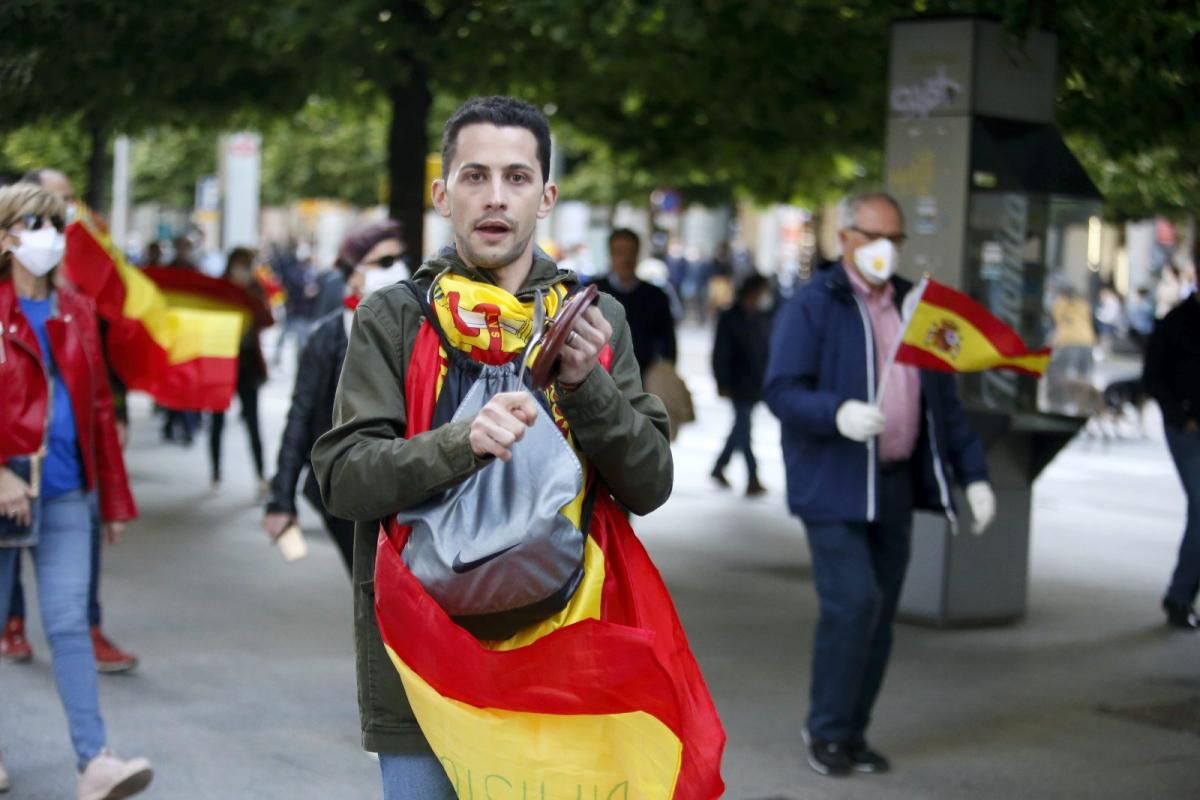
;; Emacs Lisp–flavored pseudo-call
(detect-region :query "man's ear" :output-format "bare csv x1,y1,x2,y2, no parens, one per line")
431,178,451,219
537,182,558,221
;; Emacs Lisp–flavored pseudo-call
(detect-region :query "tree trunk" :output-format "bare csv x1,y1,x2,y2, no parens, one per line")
85,118,110,213
387,71,433,260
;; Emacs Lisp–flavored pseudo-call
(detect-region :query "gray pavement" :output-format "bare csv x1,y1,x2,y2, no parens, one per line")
3,320,1198,799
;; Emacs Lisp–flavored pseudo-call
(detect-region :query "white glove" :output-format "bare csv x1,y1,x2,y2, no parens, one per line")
965,481,995,535
835,400,886,442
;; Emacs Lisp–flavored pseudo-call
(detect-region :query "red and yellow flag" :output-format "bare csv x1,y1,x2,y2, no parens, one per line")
375,311,725,798
896,278,1051,377
63,214,249,411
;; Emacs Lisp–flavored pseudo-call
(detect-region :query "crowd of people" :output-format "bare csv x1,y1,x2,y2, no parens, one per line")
1,96,1197,799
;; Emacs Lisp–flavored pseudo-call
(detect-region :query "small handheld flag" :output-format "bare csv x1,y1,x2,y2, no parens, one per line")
892,277,1051,378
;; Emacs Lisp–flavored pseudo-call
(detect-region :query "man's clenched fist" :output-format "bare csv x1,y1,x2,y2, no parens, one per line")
469,391,538,462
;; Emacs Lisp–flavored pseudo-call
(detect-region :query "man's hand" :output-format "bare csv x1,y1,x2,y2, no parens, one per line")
556,306,613,387
965,481,996,535
0,466,36,528
835,400,886,442
103,521,126,545
469,391,538,462
263,512,295,542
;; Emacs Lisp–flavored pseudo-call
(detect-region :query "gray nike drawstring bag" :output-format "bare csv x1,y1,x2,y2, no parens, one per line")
397,360,586,640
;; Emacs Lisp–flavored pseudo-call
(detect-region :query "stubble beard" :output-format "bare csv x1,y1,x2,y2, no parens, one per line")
458,229,534,273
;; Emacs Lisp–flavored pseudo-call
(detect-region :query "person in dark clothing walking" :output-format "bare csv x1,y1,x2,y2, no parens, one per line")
272,243,319,366
594,229,676,374
711,274,772,496
209,248,272,493
263,220,404,573
1143,288,1200,630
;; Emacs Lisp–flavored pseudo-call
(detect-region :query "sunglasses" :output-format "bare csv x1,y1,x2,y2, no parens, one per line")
851,226,907,247
17,213,66,233
362,255,400,269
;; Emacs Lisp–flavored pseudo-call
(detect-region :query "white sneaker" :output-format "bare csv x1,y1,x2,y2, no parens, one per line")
0,750,10,792
77,750,152,800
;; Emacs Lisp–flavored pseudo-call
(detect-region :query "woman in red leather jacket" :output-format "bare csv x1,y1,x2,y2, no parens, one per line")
0,183,152,799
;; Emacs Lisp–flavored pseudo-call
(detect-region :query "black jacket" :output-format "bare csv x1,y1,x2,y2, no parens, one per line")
712,303,771,402
594,277,676,372
1144,294,1200,429
267,310,349,516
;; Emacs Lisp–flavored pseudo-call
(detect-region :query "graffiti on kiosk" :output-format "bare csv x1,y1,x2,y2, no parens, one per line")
890,66,964,118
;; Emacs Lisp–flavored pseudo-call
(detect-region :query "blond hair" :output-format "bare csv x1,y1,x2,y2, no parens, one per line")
0,182,67,277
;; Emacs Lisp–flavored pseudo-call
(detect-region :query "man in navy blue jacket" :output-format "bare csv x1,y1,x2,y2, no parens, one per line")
765,192,996,777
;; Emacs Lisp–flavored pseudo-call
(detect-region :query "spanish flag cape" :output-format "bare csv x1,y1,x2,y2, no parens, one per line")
63,212,266,411
375,272,725,799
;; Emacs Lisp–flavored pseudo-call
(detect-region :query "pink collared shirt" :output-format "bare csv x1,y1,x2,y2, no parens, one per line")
845,266,922,463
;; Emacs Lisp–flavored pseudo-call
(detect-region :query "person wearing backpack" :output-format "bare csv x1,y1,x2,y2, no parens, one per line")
311,97,684,798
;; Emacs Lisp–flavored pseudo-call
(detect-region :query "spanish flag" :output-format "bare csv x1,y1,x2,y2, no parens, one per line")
374,317,725,799
63,214,248,411
895,278,1051,377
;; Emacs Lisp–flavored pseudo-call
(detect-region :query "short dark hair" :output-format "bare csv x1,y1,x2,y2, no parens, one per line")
224,247,255,276
736,273,770,302
608,228,640,250
442,96,552,182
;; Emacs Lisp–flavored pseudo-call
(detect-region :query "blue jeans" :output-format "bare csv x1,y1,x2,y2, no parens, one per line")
8,491,102,627
1164,425,1200,608
379,752,455,799
0,491,107,768
803,466,913,744
714,399,758,482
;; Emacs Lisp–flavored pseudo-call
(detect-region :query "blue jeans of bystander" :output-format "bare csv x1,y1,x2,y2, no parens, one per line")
0,490,107,769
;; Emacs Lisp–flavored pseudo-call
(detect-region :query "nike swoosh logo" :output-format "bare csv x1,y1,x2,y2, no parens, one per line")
451,543,521,574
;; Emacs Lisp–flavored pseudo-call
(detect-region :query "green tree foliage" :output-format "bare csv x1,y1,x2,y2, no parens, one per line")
260,97,389,208
0,118,89,188
0,0,312,206
130,127,217,209
3,0,1195,230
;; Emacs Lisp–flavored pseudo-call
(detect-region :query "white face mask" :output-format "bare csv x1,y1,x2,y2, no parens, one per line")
853,237,898,285
362,263,408,296
8,226,66,277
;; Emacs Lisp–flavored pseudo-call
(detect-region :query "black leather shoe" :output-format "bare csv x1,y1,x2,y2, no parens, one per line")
1164,601,1200,630
848,742,891,773
806,739,852,776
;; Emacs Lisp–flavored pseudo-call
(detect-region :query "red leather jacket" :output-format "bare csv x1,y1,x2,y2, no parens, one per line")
0,279,137,522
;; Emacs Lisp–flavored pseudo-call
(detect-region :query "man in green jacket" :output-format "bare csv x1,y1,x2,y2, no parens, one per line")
311,96,673,799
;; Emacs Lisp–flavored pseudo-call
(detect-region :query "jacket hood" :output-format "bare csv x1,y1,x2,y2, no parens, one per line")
412,245,576,300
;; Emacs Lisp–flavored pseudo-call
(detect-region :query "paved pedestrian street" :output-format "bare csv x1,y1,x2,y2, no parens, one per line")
3,324,1197,798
